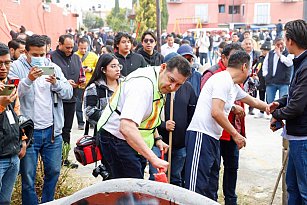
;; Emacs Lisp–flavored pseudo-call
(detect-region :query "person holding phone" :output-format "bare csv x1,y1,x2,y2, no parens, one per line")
8,35,73,205
0,42,26,205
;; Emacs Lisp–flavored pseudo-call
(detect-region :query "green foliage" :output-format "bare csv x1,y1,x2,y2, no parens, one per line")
11,156,83,204
135,0,157,40
83,12,104,30
161,0,169,31
134,0,169,40
106,7,130,32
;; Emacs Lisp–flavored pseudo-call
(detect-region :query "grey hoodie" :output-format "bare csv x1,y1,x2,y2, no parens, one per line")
8,55,73,137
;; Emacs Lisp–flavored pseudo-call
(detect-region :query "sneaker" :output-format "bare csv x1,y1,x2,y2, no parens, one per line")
78,124,84,130
63,159,78,169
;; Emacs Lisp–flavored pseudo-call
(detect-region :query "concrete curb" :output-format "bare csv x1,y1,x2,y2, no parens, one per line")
43,178,220,205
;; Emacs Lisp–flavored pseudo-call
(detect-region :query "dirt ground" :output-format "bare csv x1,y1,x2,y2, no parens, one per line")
68,110,286,205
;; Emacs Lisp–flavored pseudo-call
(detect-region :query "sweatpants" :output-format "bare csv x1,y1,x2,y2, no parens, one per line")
185,131,221,201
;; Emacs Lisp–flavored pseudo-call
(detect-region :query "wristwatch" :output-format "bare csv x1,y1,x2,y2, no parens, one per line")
154,135,163,142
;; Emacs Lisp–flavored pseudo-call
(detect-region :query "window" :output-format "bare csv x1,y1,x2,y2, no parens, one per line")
218,4,225,13
195,4,209,23
229,5,240,14
242,5,245,16
254,3,270,24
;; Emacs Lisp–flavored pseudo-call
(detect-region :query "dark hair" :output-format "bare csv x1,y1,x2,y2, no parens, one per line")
218,41,228,49
78,37,89,45
25,34,46,51
87,54,118,87
165,56,191,77
8,39,25,50
106,39,114,47
0,43,10,56
174,38,181,45
222,43,244,57
181,39,190,46
103,45,114,54
20,25,26,33
285,19,307,49
41,35,51,45
132,39,138,47
232,32,238,37
228,50,250,69
114,32,133,49
166,34,174,39
273,37,283,44
141,31,157,42
243,30,251,35
59,34,73,45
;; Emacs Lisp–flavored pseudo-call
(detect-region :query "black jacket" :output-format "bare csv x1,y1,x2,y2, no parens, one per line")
115,51,147,76
137,48,164,66
51,48,82,103
273,50,307,136
158,82,197,149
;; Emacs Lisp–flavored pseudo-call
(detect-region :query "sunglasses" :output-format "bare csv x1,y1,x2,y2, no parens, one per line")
143,39,155,44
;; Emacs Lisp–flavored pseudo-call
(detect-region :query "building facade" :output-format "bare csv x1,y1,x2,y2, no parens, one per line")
167,0,303,33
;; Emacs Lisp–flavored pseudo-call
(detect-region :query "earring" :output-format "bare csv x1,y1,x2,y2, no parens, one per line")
103,71,106,73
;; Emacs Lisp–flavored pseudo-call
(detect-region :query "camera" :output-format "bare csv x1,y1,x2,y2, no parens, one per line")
92,164,110,180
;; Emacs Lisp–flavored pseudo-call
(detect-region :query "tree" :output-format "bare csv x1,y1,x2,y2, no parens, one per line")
134,0,169,40
106,7,130,32
161,0,169,31
135,0,156,40
83,12,104,29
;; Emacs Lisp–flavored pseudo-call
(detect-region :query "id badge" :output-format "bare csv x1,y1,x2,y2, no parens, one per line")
6,110,16,125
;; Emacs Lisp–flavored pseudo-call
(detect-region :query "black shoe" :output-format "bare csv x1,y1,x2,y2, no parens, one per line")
63,159,78,169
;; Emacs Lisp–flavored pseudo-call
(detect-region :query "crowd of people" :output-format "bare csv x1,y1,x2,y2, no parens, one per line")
0,16,306,205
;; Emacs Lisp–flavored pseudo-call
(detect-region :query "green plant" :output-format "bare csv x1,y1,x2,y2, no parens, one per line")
11,144,84,204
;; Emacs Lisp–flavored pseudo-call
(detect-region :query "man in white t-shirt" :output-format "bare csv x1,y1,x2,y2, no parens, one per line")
185,50,269,201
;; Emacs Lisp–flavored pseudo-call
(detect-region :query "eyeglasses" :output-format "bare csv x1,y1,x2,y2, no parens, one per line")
0,60,13,68
143,39,155,44
109,64,123,70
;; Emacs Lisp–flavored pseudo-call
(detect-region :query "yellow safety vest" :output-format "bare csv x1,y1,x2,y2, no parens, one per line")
97,66,165,149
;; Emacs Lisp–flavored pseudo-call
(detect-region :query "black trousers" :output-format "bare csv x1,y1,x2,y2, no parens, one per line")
62,102,76,144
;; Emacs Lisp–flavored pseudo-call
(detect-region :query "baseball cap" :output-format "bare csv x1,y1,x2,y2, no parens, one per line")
164,52,180,63
177,44,195,58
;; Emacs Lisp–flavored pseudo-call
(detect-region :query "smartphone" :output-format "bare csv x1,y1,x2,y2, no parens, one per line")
39,66,54,76
271,121,283,130
0,85,15,96
7,78,20,87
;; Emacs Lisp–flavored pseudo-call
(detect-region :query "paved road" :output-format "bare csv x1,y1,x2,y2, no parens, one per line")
68,109,285,204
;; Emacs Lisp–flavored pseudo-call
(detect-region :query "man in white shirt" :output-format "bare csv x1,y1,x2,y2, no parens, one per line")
185,50,269,201
262,37,294,103
161,34,179,57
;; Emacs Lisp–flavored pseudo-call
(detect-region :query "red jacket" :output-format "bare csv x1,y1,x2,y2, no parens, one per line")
201,61,246,141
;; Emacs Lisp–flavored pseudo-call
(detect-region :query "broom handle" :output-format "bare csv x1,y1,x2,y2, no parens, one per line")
167,92,174,182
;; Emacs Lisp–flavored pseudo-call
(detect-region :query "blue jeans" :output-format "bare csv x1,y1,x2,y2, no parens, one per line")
20,126,63,205
220,139,239,205
75,88,85,126
0,155,20,204
99,129,147,179
208,50,213,66
199,52,208,66
286,140,307,205
266,84,289,104
149,146,186,187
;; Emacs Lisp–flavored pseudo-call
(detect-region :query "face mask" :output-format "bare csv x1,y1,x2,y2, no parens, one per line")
31,56,45,67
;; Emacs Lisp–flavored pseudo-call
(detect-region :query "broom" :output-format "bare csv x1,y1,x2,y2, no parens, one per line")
153,150,168,183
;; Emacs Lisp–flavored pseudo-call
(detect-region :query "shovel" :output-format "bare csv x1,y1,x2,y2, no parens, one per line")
154,150,168,183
